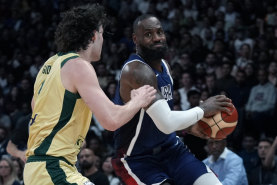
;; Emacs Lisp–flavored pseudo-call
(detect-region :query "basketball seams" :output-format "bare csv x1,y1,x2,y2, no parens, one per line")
198,105,238,139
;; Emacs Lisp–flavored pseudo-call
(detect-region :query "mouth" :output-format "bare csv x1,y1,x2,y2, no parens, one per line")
152,43,165,48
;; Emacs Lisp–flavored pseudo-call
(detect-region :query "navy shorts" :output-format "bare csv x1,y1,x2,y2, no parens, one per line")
112,139,209,185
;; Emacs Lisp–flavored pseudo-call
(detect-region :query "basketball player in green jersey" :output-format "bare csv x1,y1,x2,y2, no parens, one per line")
23,4,156,185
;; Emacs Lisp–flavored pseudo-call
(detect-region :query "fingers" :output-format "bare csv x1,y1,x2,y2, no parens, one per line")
140,84,151,90
217,101,234,108
216,101,234,115
215,95,232,102
148,87,157,96
138,85,157,96
199,130,210,140
136,86,157,108
221,107,232,115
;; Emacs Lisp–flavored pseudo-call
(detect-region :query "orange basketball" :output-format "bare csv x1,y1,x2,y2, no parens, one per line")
198,105,238,140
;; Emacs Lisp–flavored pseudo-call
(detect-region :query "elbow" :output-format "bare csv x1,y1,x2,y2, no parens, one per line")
156,125,173,135
6,141,12,155
101,119,119,131
151,117,174,134
162,130,173,135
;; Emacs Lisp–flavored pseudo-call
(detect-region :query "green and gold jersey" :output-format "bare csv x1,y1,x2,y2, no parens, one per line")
26,52,92,165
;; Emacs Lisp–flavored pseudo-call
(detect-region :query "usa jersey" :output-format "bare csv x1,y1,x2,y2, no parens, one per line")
113,54,178,156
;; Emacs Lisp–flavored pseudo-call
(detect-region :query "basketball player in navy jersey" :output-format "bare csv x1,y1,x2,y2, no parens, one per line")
112,15,233,185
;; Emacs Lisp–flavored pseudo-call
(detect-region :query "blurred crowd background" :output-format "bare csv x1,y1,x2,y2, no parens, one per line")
1,0,277,184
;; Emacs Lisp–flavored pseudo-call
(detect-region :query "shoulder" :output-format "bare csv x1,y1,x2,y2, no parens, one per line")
121,60,156,88
226,150,243,164
62,57,95,78
122,60,152,74
65,57,92,69
202,157,210,164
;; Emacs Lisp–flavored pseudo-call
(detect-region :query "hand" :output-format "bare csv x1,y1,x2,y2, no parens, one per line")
199,95,233,117
17,150,27,163
130,85,156,108
185,124,210,140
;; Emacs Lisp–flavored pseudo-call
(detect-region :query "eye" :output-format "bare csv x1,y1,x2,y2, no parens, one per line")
145,32,152,38
157,30,164,36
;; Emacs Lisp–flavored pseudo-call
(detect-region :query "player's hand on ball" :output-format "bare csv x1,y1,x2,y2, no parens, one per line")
185,124,210,140
130,85,156,108
199,95,233,117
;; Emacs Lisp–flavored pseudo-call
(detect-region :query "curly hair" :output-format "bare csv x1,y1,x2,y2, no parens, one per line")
55,4,108,52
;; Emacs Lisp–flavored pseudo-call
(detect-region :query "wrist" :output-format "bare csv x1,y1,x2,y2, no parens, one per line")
194,107,204,120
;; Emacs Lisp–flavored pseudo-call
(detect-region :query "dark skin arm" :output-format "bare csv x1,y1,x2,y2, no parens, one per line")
120,60,233,138
120,61,232,113
120,61,163,106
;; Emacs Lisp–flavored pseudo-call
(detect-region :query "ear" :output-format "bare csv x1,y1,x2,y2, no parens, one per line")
91,30,97,43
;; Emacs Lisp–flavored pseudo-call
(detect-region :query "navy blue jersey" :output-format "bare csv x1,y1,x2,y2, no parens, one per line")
113,54,178,156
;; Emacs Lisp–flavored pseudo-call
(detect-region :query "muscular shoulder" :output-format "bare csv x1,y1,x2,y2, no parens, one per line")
121,60,157,89
61,57,96,93
64,57,92,71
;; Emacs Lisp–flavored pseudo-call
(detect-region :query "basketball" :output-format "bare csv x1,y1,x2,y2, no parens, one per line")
198,105,238,140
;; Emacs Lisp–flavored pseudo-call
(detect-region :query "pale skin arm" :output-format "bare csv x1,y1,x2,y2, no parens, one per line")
61,58,156,131
6,140,26,163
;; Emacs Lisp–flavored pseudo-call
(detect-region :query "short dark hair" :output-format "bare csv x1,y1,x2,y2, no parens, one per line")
187,89,201,99
55,4,108,52
259,137,273,145
133,14,156,33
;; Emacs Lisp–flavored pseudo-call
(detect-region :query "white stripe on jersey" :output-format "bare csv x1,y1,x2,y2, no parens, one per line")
161,59,174,85
120,157,146,185
126,109,145,156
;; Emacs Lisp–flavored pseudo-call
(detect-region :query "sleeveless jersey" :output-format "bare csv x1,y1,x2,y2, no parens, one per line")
26,52,92,165
113,54,178,156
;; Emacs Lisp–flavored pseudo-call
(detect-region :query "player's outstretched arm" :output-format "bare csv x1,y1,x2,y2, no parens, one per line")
120,61,232,134
61,58,156,131
6,140,27,163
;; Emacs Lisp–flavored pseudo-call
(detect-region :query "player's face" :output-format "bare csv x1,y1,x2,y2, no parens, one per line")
134,17,168,62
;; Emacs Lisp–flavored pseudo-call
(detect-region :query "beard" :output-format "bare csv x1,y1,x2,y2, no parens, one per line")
80,160,93,170
140,42,168,62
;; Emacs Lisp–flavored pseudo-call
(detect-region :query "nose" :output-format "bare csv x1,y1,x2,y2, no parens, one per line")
152,32,162,42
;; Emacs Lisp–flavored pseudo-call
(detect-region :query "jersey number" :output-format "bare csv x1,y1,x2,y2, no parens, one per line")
29,114,38,126
38,80,45,94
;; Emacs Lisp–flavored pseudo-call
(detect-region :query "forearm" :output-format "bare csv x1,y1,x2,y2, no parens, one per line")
146,99,204,134
6,140,26,162
113,100,142,128
95,99,142,131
